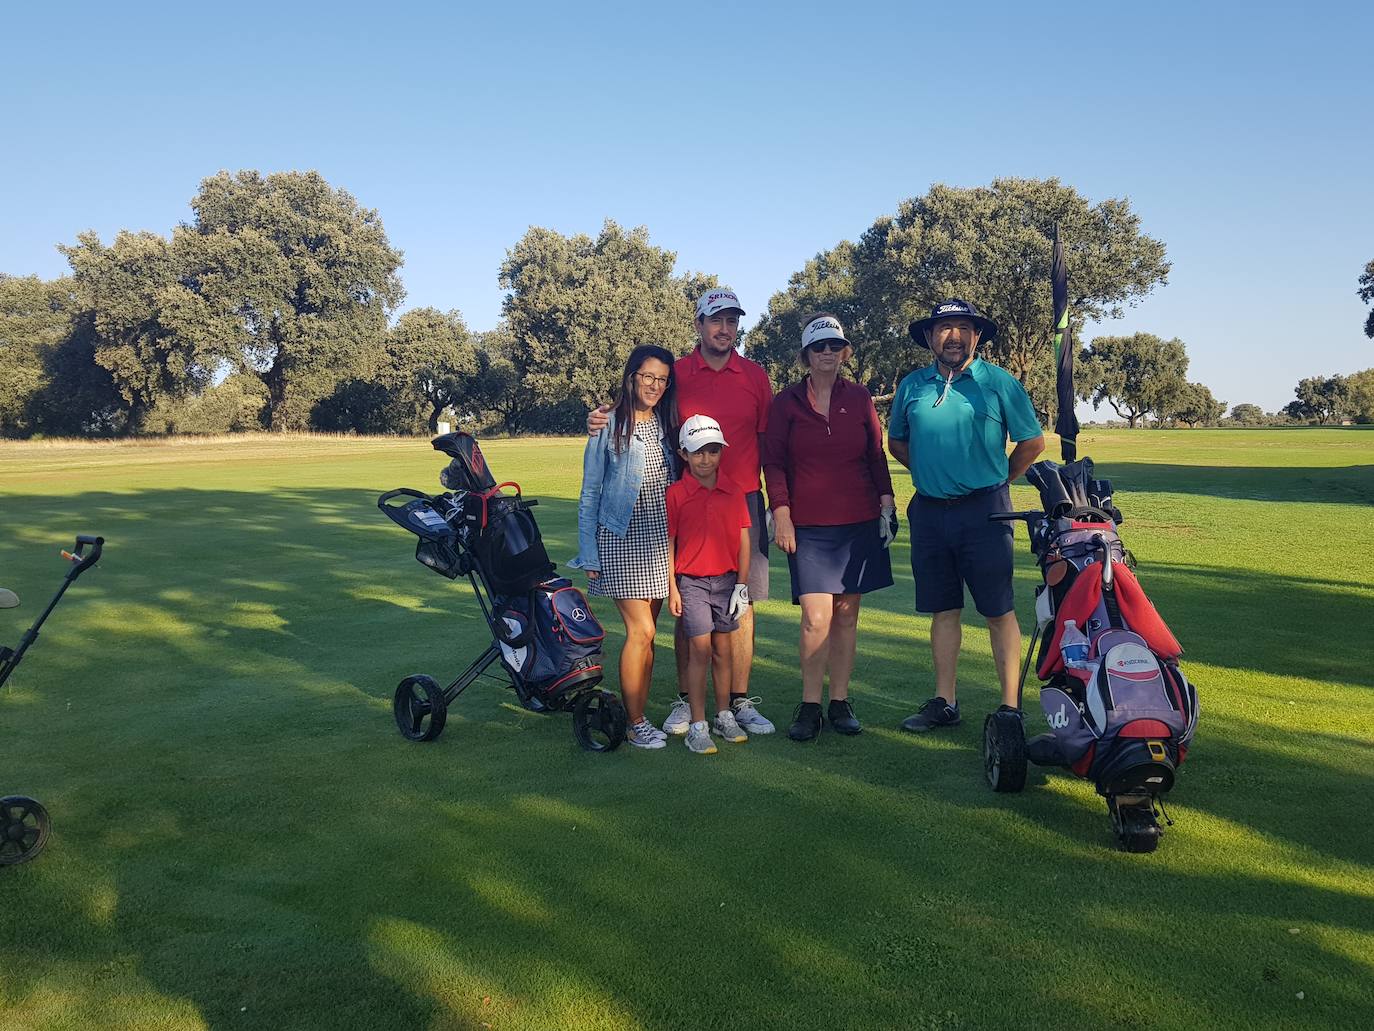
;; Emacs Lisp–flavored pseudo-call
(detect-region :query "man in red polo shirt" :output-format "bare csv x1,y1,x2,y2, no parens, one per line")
588,288,776,736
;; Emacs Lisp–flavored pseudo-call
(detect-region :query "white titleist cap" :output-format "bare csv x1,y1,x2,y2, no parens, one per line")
695,289,745,319
679,414,728,452
801,315,848,350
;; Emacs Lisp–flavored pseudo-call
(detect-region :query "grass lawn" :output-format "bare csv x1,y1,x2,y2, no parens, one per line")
1,428,1371,1030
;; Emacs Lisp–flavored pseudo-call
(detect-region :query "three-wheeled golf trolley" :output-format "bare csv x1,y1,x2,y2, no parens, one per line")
2,534,104,865
983,459,1198,852
378,432,625,752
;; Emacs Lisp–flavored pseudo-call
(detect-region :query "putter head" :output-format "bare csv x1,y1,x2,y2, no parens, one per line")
0,588,19,609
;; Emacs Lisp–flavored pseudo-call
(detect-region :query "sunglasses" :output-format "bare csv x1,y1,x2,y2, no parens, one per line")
807,340,847,353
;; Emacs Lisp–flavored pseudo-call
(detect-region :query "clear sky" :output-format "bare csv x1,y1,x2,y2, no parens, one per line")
4,1,1371,413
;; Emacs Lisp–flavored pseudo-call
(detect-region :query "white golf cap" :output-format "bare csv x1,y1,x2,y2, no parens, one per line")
801,315,848,350
695,289,745,319
679,414,728,452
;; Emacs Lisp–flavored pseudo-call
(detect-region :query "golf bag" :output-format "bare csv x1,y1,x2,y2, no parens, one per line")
378,433,625,752
983,458,1198,852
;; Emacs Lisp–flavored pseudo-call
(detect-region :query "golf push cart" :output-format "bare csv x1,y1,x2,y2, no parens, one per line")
2,534,105,866
983,458,1198,853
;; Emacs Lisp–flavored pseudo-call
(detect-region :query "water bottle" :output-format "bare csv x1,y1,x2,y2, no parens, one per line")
1060,619,1091,669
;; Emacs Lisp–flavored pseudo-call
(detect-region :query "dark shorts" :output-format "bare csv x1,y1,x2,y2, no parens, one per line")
676,572,740,638
744,491,770,602
909,483,1015,618
786,520,894,604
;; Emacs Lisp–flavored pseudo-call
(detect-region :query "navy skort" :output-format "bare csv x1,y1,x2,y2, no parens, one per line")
786,519,894,604
909,483,1014,617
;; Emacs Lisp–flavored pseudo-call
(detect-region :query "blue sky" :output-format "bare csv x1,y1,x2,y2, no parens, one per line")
4,1,1371,413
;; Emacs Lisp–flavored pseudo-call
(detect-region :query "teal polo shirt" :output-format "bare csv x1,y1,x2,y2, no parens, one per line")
889,358,1042,499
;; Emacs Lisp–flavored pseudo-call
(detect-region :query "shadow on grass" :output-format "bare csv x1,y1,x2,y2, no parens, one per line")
1092,463,1374,506
1,485,1372,1029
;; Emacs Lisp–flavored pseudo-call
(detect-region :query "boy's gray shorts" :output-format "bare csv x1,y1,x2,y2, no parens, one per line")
676,572,739,638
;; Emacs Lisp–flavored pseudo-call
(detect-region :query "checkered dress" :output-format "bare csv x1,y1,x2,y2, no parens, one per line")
591,415,671,600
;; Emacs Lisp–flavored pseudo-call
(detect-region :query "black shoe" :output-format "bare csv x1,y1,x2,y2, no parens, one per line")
900,696,961,732
827,698,862,735
788,702,822,741
997,704,1023,718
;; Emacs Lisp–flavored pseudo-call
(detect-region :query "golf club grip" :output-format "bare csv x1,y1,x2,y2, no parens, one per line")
69,534,104,572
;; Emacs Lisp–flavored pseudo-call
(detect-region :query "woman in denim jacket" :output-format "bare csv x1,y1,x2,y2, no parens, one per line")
570,344,679,748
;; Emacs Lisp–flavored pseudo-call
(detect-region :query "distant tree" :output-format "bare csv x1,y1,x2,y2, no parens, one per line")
183,170,405,430
499,221,713,411
58,230,226,431
143,374,268,434
1228,403,1266,426
378,307,481,433
1284,375,1350,424
1345,368,1374,423
1359,259,1374,338
466,325,533,433
1165,381,1227,427
853,178,1169,387
1077,333,1188,428
0,274,78,436
28,313,133,435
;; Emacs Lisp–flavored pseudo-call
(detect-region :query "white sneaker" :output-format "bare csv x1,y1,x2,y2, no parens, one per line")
664,697,692,736
732,696,776,735
626,718,666,749
685,720,717,754
712,709,748,744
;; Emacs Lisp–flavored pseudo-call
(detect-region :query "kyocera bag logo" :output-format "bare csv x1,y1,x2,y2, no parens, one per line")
1112,657,1152,669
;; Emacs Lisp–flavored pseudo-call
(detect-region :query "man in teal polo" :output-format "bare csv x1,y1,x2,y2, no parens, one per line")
887,299,1045,731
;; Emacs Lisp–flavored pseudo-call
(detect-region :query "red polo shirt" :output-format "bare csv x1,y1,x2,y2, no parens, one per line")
763,376,895,526
674,347,774,495
666,475,752,577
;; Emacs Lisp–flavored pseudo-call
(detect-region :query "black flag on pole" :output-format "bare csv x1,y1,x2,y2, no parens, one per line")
1052,224,1079,462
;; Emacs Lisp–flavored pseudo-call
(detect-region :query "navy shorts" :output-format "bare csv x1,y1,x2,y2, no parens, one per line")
676,572,740,638
909,484,1014,617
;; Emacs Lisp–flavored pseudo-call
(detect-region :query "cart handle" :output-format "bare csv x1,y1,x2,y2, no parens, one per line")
60,535,104,576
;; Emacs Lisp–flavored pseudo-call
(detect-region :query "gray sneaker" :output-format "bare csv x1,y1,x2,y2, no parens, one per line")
685,720,718,755
731,696,775,735
712,709,748,743
626,718,667,749
664,697,692,736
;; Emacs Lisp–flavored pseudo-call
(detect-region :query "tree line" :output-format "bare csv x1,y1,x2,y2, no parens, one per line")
1,169,1365,438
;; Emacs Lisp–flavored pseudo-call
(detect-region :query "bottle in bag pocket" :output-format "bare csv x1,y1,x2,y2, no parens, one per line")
1060,619,1092,674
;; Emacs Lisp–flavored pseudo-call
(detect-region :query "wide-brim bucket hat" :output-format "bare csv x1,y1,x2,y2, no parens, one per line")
908,298,998,347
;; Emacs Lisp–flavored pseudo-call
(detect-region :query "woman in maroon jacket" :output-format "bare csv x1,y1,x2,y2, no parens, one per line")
765,313,896,741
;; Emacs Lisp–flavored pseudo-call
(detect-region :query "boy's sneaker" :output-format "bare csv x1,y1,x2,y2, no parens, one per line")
663,697,692,735
712,709,748,743
731,696,775,734
900,696,961,732
788,702,822,742
626,718,667,749
685,720,717,755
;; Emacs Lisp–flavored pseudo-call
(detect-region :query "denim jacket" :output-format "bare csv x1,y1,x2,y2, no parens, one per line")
569,411,676,572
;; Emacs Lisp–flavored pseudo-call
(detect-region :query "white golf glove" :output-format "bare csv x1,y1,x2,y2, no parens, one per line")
878,507,898,549
728,583,750,619
765,508,775,540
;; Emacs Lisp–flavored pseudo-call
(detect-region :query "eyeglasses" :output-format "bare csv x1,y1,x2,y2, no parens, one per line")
634,372,670,388
807,340,847,353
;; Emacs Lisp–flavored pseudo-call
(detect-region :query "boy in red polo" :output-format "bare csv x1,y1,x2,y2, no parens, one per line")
667,415,753,755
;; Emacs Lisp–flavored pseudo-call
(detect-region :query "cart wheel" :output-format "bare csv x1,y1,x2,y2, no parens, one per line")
393,675,448,742
0,796,51,866
983,712,1027,793
571,690,626,753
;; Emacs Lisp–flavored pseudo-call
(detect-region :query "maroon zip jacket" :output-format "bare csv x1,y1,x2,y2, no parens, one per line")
763,376,895,526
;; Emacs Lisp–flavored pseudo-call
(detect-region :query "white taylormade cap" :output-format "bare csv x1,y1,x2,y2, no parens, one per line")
679,414,728,452
801,315,848,350
695,289,745,319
